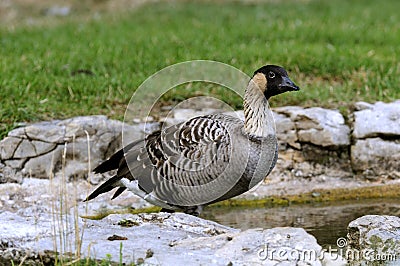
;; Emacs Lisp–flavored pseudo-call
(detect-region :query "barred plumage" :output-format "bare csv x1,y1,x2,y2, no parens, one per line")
85,65,299,215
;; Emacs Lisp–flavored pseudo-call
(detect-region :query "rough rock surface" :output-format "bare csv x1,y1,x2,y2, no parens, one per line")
2,102,400,183
269,107,353,185
351,138,400,177
1,101,400,201
0,174,397,265
351,101,400,177
0,211,330,265
353,101,400,139
274,106,350,148
0,116,160,180
347,215,400,263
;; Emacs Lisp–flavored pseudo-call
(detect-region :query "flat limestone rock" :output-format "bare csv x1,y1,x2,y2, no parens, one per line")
353,101,400,139
0,116,160,179
0,137,22,160
274,106,350,147
0,211,331,265
351,138,400,175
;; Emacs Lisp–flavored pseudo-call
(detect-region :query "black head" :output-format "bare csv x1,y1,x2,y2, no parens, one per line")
252,65,300,99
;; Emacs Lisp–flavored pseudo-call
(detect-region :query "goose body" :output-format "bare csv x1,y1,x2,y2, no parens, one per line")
85,65,299,215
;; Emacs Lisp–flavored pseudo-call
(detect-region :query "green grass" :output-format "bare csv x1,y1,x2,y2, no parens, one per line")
1,0,400,138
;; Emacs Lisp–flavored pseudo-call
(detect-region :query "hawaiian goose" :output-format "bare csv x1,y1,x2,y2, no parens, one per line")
85,65,299,215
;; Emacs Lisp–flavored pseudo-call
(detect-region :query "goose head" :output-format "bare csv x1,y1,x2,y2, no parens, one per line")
252,65,300,99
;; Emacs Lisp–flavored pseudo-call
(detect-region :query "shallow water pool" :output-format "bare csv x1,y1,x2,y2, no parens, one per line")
203,198,400,247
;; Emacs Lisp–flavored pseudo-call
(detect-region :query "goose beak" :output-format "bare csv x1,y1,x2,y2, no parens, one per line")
280,76,300,91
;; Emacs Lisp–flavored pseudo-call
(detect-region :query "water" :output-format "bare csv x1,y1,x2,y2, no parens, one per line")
203,198,400,247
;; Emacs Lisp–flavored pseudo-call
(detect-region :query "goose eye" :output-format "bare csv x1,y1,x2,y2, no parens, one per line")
268,71,275,79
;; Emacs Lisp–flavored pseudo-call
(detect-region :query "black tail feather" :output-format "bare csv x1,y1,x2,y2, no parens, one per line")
84,175,121,202
111,187,127,199
93,140,139,174
93,149,124,174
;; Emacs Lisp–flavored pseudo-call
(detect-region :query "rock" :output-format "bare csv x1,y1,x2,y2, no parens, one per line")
273,111,299,150
4,159,26,169
351,138,400,175
351,101,400,178
215,227,325,265
0,166,22,184
353,101,400,139
12,139,36,158
347,215,400,262
274,106,350,147
271,107,352,181
24,121,66,143
0,211,328,265
0,137,22,160
354,101,374,111
0,116,160,179
13,139,56,159
22,145,64,177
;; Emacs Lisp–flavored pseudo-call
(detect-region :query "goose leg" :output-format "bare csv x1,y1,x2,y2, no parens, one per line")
160,208,175,213
183,205,204,216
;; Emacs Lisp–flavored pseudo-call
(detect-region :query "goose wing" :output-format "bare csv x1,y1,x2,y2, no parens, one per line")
87,114,247,206
123,114,246,206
